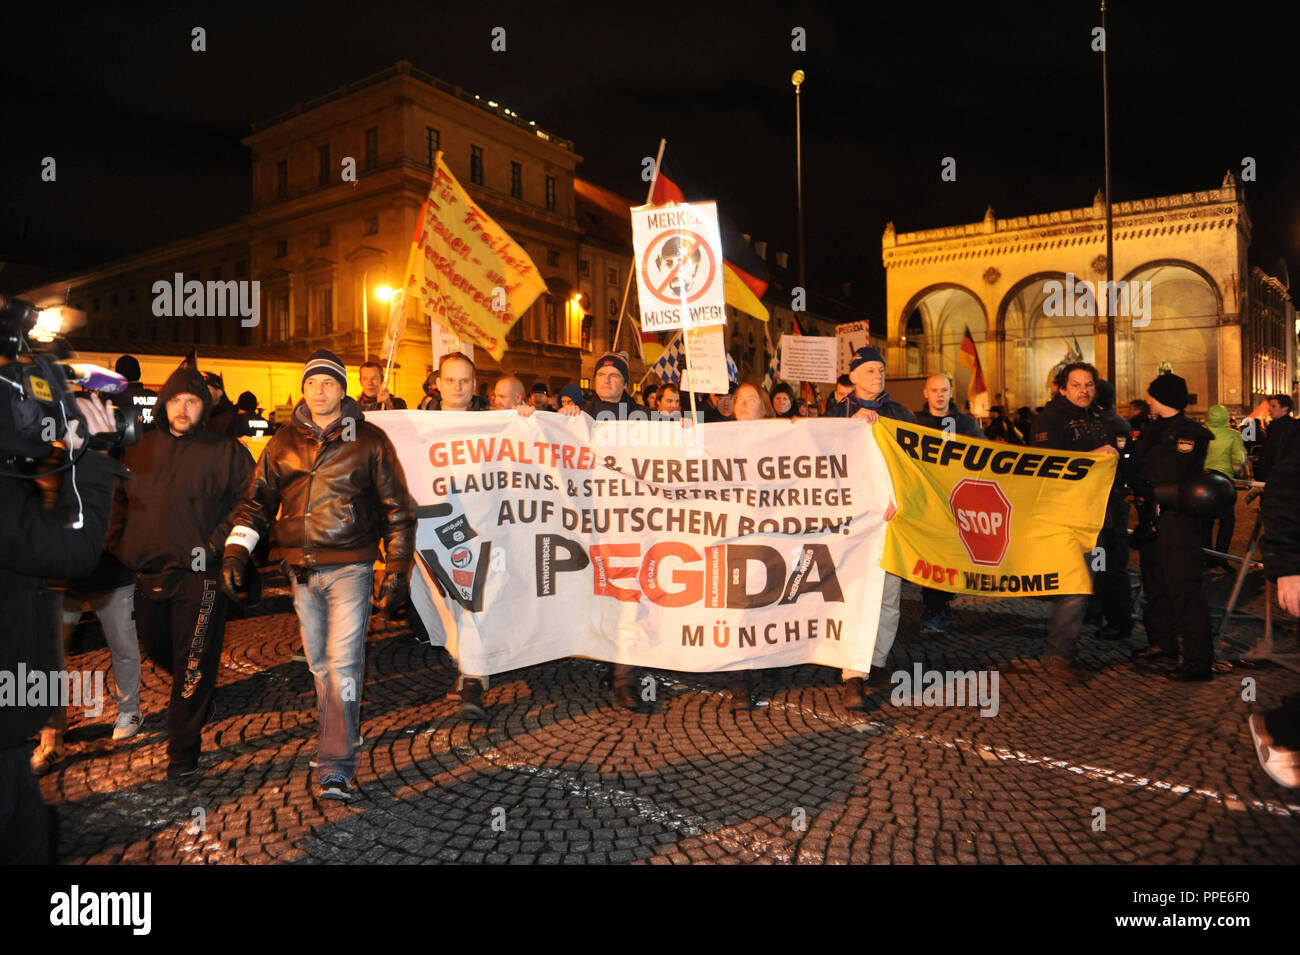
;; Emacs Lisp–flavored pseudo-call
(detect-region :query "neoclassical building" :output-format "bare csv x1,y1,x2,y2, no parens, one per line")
882,173,1296,414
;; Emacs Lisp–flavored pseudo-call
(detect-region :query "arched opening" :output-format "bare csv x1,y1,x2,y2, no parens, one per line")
1119,262,1221,411
900,284,986,387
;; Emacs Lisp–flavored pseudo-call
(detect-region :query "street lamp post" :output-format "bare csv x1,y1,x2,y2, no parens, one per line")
1101,0,1116,384
792,70,806,294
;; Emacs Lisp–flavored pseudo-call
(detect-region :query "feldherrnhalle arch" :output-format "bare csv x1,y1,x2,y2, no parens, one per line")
882,173,1250,414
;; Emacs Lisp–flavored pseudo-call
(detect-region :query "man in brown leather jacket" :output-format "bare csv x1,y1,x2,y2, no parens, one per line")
221,349,415,801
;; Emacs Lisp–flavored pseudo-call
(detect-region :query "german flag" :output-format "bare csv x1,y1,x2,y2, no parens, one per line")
958,326,989,411
650,145,770,321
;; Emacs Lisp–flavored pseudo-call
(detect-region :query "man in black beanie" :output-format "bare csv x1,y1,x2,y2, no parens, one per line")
1131,372,1215,680
111,357,255,779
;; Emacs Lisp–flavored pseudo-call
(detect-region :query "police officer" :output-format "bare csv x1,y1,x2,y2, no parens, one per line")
1130,373,1215,681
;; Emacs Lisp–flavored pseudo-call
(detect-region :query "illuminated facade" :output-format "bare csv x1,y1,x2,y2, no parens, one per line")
882,173,1296,413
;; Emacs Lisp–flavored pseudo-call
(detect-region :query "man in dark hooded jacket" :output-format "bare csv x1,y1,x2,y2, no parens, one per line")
112,359,254,780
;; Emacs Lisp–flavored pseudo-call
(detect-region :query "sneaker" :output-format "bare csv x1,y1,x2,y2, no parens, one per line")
1043,656,1086,685
613,683,642,711
30,738,67,776
112,711,143,741
310,736,365,768
460,679,488,721
841,678,868,710
1249,713,1300,788
316,773,357,802
1132,645,1178,665
920,613,953,634
166,759,200,782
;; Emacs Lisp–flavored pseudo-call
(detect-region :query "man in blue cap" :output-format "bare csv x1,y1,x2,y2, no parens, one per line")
827,347,916,708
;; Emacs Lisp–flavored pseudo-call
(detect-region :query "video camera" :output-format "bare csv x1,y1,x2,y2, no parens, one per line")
0,294,141,473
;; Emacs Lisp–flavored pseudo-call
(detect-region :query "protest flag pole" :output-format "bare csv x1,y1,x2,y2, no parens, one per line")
1100,0,1116,384
637,329,682,388
614,138,667,360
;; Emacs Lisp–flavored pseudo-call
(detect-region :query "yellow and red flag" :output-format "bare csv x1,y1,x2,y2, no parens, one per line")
400,152,546,361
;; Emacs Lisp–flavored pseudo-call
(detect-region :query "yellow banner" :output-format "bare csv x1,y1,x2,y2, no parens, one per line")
873,418,1116,596
401,153,546,361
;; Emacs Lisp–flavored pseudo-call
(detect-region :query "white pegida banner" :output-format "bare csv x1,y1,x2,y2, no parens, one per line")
368,411,892,676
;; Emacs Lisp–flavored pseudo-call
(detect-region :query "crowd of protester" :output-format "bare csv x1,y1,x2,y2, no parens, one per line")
6,338,1298,862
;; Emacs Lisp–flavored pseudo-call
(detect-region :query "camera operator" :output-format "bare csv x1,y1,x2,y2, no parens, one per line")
1,382,124,864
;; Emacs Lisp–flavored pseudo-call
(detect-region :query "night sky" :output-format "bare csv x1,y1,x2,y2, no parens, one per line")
3,1,1296,314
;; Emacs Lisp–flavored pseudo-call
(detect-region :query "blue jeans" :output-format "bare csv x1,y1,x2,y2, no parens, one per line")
290,563,372,779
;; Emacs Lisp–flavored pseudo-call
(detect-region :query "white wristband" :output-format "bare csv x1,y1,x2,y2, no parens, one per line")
226,525,260,553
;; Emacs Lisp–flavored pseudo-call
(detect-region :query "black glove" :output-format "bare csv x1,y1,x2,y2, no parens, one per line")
221,545,249,602
377,571,408,619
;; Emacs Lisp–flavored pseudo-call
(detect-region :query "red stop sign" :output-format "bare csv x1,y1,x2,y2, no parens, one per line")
949,479,1012,567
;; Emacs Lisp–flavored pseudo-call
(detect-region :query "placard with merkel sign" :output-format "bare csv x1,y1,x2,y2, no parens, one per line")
630,201,726,333
368,410,892,677
871,418,1116,596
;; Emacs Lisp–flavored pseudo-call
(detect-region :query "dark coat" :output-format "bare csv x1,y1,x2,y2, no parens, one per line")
228,397,415,572
915,404,985,438
584,393,648,421
1262,429,1300,581
1133,413,1213,513
1029,394,1114,454
112,423,255,599
0,451,125,749
825,390,917,423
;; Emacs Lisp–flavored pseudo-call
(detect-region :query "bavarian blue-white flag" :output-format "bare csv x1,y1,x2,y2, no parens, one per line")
651,335,738,385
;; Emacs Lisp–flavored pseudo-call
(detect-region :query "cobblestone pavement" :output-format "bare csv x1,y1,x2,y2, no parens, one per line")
40,556,1300,865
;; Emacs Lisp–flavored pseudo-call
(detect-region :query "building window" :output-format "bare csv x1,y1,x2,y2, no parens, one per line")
314,285,334,336
318,227,331,247
579,259,590,277
608,296,618,319
546,300,558,342
546,249,559,268
470,145,483,185
274,240,287,258
426,127,440,166
607,318,618,348
363,216,378,236
235,259,247,277
607,267,618,286
510,161,522,199
581,315,593,351
276,160,288,198
275,294,290,341
318,144,330,185
545,175,556,211
364,127,378,171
